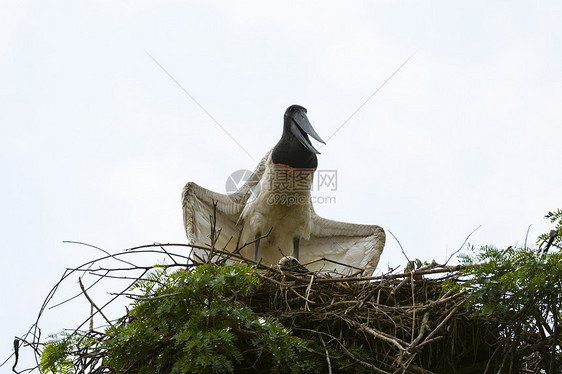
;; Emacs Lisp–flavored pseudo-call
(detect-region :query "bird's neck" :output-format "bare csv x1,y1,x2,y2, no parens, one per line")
271,138,318,170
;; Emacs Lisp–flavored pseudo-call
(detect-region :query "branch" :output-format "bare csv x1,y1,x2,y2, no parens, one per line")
542,229,558,254
388,230,410,264
345,319,407,351
318,333,332,374
79,277,113,327
445,225,481,265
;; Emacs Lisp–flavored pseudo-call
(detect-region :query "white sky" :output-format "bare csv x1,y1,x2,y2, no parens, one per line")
2,0,561,368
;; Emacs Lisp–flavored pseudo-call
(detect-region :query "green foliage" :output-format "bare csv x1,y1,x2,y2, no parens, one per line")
41,263,317,374
455,209,562,319
536,208,562,251
457,245,561,317
37,264,317,373
404,258,428,273
450,210,562,371
39,333,75,374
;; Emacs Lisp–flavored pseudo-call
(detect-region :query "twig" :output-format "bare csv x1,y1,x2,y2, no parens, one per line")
136,292,183,302
305,256,364,272
63,241,136,267
78,277,113,327
407,311,430,351
410,271,415,343
304,274,315,312
89,304,94,331
524,224,532,249
49,270,110,310
444,225,482,265
318,333,332,374
542,229,558,254
388,230,410,264
230,227,273,257
417,301,465,348
345,319,407,351
11,339,19,373
314,265,462,283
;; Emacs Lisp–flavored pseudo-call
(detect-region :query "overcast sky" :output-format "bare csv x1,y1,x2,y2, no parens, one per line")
2,0,561,368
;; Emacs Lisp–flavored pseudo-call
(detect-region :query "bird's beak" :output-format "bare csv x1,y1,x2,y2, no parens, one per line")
290,111,326,154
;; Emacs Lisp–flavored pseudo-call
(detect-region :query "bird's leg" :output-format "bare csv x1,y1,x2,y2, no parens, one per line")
293,237,300,260
253,232,261,261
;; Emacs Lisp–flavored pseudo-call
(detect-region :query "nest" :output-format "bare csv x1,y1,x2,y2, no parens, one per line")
9,242,552,374
246,262,496,374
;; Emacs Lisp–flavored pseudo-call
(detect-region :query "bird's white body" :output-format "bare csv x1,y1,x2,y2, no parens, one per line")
239,153,313,264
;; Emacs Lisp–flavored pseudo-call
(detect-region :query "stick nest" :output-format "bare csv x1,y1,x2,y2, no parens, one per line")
246,261,498,374
11,243,552,374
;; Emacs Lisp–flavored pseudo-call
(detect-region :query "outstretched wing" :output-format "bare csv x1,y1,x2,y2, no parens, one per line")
298,209,386,276
181,150,272,259
182,182,243,257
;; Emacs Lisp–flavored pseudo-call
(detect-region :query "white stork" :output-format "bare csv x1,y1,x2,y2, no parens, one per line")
182,105,385,275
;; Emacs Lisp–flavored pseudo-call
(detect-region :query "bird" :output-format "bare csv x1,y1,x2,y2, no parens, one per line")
182,105,385,276
278,256,311,274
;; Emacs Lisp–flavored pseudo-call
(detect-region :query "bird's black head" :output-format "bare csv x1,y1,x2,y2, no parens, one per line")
272,105,326,169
